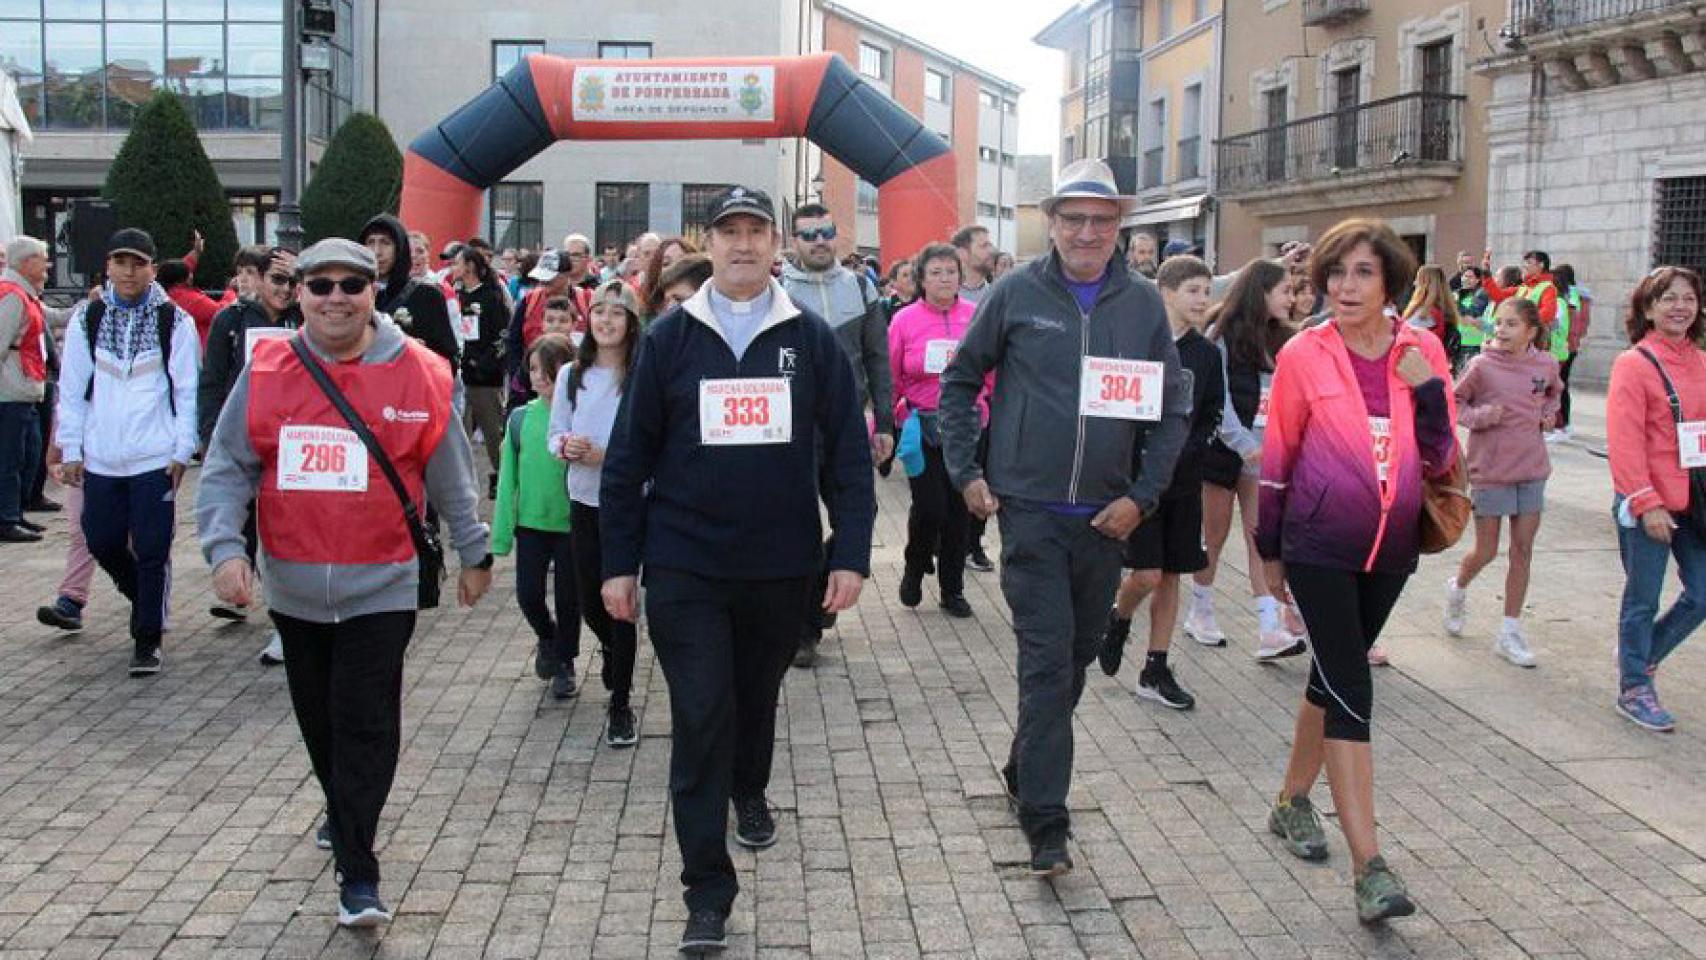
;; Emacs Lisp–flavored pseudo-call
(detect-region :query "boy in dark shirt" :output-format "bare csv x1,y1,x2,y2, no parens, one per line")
1099,255,1225,709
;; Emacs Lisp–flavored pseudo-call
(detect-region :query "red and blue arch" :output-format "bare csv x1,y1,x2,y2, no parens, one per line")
399,53,959,259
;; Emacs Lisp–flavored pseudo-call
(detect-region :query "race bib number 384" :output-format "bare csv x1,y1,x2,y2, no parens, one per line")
1079,357,1163,421
699,378,792,445
278,425,368,491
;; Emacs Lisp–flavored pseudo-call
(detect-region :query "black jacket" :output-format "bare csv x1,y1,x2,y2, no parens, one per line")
359,214,459,367
600,280,875,581
457,282,508,387
197,297,301,447
1154,327,1223,497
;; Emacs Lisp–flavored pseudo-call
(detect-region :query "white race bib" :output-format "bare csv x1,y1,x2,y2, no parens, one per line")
1680,421,1706,469
277,425,369,492
923,339,958,375
1079,356,1163,421
1253,385,1272,429
244,327,294,363
570,329,586,348
1369,416,1394,486
699,378,792,445
456,308,476,342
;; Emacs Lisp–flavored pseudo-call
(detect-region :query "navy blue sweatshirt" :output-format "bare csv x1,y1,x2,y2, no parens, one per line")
600,279,876,581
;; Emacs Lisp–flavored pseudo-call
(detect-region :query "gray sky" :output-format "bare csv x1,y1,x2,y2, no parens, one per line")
835,0,1064,163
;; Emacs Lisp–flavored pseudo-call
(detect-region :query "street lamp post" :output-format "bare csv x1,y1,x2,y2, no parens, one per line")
276,0,304,251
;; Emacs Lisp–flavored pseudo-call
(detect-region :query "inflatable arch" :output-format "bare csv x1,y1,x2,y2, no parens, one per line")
399,53,960,261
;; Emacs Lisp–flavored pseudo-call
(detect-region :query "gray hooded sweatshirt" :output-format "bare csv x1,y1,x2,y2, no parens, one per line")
780,261,894,432
197,315,489,622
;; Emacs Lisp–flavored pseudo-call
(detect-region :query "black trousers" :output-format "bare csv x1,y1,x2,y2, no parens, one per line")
1559,352,1576,428
273,609,415,885
905,442,970,595
514,526,579,663
1288,563,1408,743
570,501,636,706
645,566,813,915
29,384,52,506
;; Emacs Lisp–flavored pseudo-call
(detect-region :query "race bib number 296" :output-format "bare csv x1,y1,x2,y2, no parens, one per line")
277,425,368,491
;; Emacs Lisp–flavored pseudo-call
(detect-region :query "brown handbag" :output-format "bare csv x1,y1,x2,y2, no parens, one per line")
1419,442,1471,554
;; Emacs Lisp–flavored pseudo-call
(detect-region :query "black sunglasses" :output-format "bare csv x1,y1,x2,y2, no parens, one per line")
795,225,836,242
303,276,371,296
265,273,296,286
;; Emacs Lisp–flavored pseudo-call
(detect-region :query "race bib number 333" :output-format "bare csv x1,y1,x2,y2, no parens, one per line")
277,425,368,491
699,378,792,445
1080,357,1163,421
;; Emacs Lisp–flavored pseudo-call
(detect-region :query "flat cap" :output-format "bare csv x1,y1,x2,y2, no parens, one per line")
296,238,378,277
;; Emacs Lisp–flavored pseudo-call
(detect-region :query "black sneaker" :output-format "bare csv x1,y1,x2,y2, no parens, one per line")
337,881,391,927
550,662,578,700
898,566,924,608
1137,663,1196,710
605,704,638,748
16,518,44,534
23,497,61,513
534,641,555,680
939,593,973,618
0,524,42,543
733,795,777,849
1098,608,1132,677
792,635,819,669
128,647,162,677
679,909,727,954
966,545,994,573
208,602,248,622
36,597,83,631
1029,827,1073,877
315,819,333,850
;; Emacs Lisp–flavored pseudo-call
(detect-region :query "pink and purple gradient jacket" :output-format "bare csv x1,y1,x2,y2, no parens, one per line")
1257,319,1458,574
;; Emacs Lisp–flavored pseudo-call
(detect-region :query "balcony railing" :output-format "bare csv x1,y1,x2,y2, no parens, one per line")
1215,91,1465,195
1506,0,1694,37
1302,0,1370,26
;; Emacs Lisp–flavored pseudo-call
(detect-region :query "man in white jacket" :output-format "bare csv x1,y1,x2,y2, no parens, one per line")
56,228,200,677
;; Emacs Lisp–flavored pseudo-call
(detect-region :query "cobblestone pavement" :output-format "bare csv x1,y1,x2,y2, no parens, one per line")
6,391,1706,958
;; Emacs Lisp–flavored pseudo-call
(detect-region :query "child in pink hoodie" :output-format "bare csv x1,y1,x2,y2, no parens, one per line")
1444,297,1561,666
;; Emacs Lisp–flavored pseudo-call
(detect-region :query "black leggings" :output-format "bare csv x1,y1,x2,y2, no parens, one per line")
514,526,579,663
1288,563,1408,743
570,501,637,707
905,443,970,594
1559,352,1576,428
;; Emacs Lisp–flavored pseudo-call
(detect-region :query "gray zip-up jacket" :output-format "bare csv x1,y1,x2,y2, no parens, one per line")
197,315,489,623
780,261,894,432
939,252,1190,515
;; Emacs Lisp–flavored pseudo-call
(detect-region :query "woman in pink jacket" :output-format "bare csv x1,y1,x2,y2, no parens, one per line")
1444,297,1561,666
1257,219,1457,924
889,243,984,618
1607,266,1706,733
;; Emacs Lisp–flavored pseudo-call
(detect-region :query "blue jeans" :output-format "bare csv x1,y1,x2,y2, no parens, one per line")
1616,498,1706,690
0,401,41,525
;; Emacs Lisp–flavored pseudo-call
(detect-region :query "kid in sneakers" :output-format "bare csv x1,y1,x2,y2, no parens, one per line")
1445,297,1560,667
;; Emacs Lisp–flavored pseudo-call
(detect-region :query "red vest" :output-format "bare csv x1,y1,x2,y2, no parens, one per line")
247,335,451,565
520,286,590,350
0,280,47,382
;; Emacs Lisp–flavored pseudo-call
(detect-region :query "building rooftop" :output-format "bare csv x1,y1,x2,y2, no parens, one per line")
818,0,1024,95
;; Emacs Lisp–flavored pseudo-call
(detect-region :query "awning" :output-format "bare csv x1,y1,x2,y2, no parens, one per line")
1123,196,1204,228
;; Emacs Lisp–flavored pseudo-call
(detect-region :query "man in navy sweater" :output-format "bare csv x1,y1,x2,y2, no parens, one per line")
599,186,875,956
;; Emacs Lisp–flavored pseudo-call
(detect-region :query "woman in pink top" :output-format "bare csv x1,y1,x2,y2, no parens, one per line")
1606,266,1706,733
890,243,983,618
1444,297,1560,666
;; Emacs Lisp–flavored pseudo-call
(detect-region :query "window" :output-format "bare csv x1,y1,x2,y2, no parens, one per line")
1194,0,1208,21
493,40,543,81
1157,0,1174,41
1002,152,1017,168
1262,87,1288,182
598,41,651,60
1000,206,1015,219
1333,66,1361,169
978,145,999,163
1419,40,1454,162
596,182,650,253
977,201,998,217
1003,98,1017,115
858,41,887,80
979,89,1000,110
1143,97,1166,188
1178,83,1203,181
1062,132,1077,163
856,179,879,216
680,183,732,235
1655,176,1706,278
925,68,949,103
489,182,544,252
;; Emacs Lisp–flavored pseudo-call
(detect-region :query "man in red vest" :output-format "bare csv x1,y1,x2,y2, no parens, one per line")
196,238,493,928
0,236,50,542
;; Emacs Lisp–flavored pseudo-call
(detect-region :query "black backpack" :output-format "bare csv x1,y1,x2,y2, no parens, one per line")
83,299,179,416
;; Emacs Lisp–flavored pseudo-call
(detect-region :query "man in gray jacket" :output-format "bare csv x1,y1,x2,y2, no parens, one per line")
0,236,51,542
939,159,1190,877
781,203,893,667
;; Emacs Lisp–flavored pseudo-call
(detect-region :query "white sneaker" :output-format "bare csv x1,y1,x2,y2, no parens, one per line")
1444,579,1467,637
1282,604,1309,643
1255,628,1306,661
1497,628,1537,668
1183,602,1226,647
259,631,284,666
1544,429,1569,445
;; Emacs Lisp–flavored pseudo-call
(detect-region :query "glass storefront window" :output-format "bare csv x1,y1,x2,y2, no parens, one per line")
166,0,223,19
227,76,281,129
0,20,42,74
225,0,279,20
43,21,102,129
0,0,41,18
107,0,163,19
42,0,99,18
226,22,280,75
167,22,223,75
105,20,162,127
166,75,223,126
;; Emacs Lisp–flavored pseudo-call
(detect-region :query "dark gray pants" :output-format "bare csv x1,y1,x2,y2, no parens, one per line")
999,502,1124,839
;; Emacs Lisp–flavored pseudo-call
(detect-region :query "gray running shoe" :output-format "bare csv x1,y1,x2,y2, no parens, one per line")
1268,794,1329,861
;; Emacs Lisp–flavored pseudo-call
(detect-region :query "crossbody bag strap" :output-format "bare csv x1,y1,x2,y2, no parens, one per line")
288,337,432,548
1637,346,1685,424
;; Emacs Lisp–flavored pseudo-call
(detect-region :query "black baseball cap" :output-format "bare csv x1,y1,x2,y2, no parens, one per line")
106,227,157,263
706,186,775,227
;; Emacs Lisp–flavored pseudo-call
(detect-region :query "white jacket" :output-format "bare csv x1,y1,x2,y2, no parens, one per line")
55,282,200,477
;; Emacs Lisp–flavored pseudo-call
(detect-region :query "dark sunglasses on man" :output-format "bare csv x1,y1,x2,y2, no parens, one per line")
303,276,371,296
795,225,837,242
265,272,297,287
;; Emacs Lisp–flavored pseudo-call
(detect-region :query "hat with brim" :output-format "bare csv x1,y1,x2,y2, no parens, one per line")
105,227,157,263
1039,159,1139,217
529,249,563,282
706,186,776,227
296,238,378,278
591,278,643,319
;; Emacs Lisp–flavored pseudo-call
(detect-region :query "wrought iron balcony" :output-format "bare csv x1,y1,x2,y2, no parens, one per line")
1215,92,1466,213
1490,1,1704,91
1302,0,1370,27
1505,0,1694,38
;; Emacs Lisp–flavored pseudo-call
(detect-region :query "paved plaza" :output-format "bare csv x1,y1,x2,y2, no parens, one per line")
3,391,1706,958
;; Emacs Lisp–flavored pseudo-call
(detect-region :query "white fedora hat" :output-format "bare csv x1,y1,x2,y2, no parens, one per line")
1040,159,1140,217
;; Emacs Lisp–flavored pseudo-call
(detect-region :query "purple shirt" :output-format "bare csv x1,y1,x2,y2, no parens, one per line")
1347,348,1392,417
1064,273,1106,314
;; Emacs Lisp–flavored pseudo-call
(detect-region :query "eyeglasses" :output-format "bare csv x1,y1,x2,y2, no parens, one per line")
265,273,296,287
795,226,837,242
303,276,371,296
1055,213,1121,234
566,251,590,260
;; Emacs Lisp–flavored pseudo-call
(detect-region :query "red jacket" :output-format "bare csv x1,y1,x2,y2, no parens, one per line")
167,284,222,347
1608,333,1706,517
